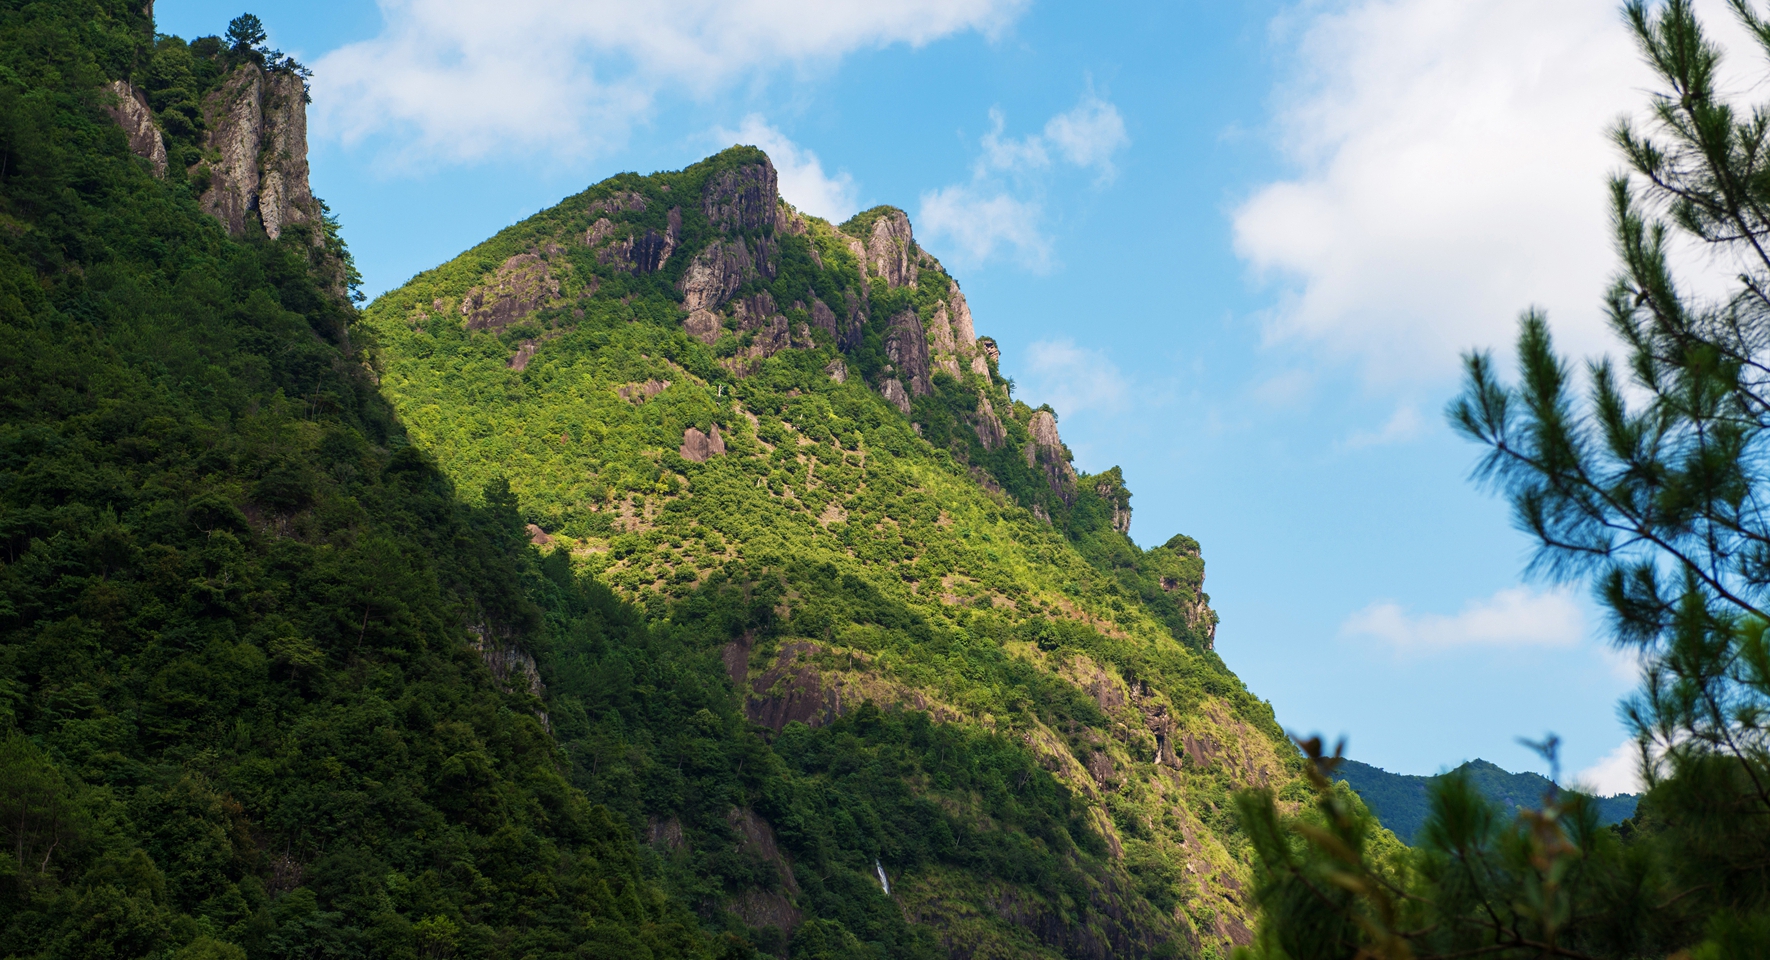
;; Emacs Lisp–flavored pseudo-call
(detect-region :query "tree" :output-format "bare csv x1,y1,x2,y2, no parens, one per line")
224,14,264,52
1235,2,1770,957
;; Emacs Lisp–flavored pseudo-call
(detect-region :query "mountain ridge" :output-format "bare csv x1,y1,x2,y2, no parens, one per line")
360,145,1298,954
1335,758,1640,845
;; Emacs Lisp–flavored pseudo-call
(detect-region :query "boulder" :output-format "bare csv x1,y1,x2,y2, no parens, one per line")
680,424,727,463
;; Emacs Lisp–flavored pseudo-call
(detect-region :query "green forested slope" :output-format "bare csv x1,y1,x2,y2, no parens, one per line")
0,4,1309,959
361,149,1310,955
0,5,713,958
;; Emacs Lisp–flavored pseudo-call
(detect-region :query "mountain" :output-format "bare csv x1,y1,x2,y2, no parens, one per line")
1334,759,1640,845
0,4,1308,959
360,146,1304,957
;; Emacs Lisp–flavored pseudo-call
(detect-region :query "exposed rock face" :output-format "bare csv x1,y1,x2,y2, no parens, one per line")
1094,469,1132,535
979,337,1000,365
617,379,670,403
680,242,749,312
685,309,722,344
880,378,911,415
775,202,807,236
196,66,318,241
704,159,779,233
678,236,775,337
103,81,166,177
864,209,918,288
1025,410,1077,503
885,309,932,396
589,190,646,216
927,300,956,353
679,424,727,462
809,298,840,343
460,253,561,330
949,281,977,348
255,73,315,241
588,206,680,274
972,396,1007,450
841,290,866,352
825,359,848,384
467,623,548,729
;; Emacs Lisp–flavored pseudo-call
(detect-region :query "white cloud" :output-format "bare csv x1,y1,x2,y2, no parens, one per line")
920,92,1128,267
1233,0,1680,381
714,116,858,222
311,0,1026,161
1571,739,1645,796
917,184,1049,268
977,108,1051,176
1020,339,1129,416
1342,586,1584,649
1043,93,1128,180
1342,405,1423,449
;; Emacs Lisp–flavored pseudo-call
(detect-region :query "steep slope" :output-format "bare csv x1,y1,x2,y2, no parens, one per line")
0,7,716,959
363,148,1308,956
1335,760,1640,845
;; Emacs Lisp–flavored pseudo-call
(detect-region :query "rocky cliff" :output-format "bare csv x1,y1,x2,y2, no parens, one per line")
193,63,318,241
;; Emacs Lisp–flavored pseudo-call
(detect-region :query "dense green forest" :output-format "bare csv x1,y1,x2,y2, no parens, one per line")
0,3,1313,959
1332,759,1637,845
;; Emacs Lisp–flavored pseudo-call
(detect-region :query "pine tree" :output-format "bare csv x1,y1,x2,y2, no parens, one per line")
1237,2,1770,956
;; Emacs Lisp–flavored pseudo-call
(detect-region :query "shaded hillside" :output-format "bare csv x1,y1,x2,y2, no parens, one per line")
362,147,1307,956
0,4,734,959
1335,759,1640,844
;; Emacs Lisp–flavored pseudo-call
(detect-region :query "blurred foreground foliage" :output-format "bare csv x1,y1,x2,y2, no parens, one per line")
1235,2,1770,957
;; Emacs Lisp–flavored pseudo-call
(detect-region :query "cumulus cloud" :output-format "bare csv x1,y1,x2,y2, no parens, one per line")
714,116,858,222
1042,93,1129,180
312,0,1026,161
1571,739,1645,797
1020,339,1130,416
1341,586,1584,649
1233,0,1684,381
917,184,1049,268
919,91,1128,267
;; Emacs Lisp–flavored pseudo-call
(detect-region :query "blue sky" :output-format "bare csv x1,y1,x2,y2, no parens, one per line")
155,0,1688,791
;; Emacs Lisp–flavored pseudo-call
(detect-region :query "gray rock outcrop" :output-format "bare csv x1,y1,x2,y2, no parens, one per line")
103,80,167,177
1025,409,1077,503
948,281,977,347
880,379,912,415
460,253,562,330
680,424,727,462
885,309,932,396
704,159,779,234
972,396,1006,450
196,65,318,242
863,209,918,288
588,206,680,274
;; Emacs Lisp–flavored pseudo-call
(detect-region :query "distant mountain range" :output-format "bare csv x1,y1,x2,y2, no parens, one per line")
1335,759,1640,844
